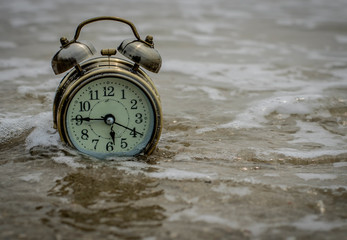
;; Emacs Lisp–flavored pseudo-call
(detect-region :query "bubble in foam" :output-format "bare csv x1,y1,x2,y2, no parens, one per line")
0,115,32,143
52,155,85,169
197,94,330,133
25,112,60,150
0,111,60,148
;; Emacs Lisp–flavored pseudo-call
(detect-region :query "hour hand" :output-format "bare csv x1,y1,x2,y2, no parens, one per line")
110,125,115,144
71,115,104,124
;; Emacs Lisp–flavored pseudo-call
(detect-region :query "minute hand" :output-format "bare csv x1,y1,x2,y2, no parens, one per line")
114,122,143,136
84,117,104,121
71,117,104,121
71,116,104,124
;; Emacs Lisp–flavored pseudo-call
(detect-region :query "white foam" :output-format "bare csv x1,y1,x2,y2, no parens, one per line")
162,60,299,91
0,58,50,82
292,214,346,231
172,85,226,101
19,172,42,182
52,155,85,169
296,173,337,181
277,18,317,29
333,162,347,168
163,59,347,101
273,149,347,159
289,120,345,147
25,112,60,150
335,35,347,44
168,206,273,237
199,86,226,101
0,115,32,143
17,86,55,101
146,168,215,181
317,185,347,191
174,154,193,161
212,183,251,196
168,207,239,229
264,173,280,177
115,160,150,174
197,94,329,132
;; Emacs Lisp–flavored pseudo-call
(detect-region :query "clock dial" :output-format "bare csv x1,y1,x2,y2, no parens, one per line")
64,76,155,158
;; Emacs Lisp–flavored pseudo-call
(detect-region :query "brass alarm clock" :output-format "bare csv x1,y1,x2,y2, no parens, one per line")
51,16,162,159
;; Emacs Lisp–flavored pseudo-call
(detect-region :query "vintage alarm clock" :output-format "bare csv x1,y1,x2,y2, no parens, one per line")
51,16,162,159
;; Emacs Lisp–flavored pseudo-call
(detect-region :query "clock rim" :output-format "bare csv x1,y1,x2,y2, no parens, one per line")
56,68,162,158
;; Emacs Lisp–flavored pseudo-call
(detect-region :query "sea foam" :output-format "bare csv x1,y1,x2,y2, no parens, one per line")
0,58,50,82
25,112,60,150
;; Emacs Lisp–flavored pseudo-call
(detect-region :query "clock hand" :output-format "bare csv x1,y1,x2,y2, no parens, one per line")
72,115,118,124
72,115,143,136
110,125,115,144
71,116,104,122
83,117,104,121
114,122,143,136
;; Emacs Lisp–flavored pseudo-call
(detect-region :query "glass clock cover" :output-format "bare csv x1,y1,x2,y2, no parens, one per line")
64,76,156,158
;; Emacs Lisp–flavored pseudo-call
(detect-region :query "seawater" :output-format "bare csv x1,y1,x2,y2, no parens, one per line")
0,0,346,239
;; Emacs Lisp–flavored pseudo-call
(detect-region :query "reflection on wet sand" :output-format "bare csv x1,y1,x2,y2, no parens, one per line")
47,167,165,238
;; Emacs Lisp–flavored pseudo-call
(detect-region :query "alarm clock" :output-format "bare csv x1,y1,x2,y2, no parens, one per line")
51,16,162,159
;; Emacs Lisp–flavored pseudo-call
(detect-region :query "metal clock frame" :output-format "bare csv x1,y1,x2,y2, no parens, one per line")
53,57,162,157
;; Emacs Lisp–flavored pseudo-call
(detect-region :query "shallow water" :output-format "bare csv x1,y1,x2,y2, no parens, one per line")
0,0,347,239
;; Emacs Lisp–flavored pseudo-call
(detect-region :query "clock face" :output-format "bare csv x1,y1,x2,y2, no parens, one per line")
64,76,156,158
